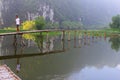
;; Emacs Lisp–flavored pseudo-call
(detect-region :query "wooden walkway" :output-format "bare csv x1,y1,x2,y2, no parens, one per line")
0,29,65,36
0,65,21,80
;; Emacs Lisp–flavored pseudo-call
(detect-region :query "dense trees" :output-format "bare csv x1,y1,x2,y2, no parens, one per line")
34,16,46,30
109,15,120,29
45,21,83,29
61,21,83,29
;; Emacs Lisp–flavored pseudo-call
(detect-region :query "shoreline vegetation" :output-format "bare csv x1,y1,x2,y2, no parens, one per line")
0,28,120,36
1,14,120,37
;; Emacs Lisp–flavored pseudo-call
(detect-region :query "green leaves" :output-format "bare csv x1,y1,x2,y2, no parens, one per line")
34,16,46,30
61,21,83,29
110,15,120,29
45,22,59,29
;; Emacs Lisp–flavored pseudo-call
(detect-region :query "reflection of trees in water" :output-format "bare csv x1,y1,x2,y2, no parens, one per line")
23,33,55,53
0,36,4,56
109,37,120,51
0,33,61,55
36,35,56,53
0,36,4,64
3,35,120,79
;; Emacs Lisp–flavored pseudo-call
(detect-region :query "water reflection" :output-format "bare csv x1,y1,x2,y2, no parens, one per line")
0,36,4,56
16,58,21,73
109,36,120,51
66,66,120,80
0,47,65,60
67,32,104,48
78,38,82,48
1,32,120,80
67,40,71,49
0,32,107,56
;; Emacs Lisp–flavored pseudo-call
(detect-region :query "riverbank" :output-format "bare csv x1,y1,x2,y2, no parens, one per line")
0,29,120,37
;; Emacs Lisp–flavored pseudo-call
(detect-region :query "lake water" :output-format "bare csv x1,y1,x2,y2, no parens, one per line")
0,33,120,80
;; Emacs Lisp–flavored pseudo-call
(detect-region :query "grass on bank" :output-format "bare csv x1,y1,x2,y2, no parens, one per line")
0,27,120,37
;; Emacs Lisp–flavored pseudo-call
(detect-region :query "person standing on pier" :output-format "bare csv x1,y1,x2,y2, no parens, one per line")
15,15,21,32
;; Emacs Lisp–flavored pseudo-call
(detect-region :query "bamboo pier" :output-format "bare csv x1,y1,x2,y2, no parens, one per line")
0,65,21,80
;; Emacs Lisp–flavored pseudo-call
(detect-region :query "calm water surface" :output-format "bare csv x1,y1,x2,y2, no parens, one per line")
0,34,120,80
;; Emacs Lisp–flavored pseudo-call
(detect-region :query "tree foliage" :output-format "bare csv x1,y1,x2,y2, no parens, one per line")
22,16,45,40
45,22,59,29
61,21,82,29
109,15,120,29
35,16,46,30
21,20,36,40
22,21,36,30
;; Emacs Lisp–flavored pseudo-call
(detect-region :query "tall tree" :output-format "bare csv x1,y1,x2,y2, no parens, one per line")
109,15,120,29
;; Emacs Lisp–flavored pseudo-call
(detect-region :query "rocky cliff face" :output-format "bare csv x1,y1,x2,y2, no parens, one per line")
0,0,83,27
27,4,54,22
1,0,119,28
0,0,54,27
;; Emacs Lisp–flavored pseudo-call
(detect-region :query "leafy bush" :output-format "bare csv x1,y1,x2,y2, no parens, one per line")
22,21,36,30
110,15,120,29
34,16,46,30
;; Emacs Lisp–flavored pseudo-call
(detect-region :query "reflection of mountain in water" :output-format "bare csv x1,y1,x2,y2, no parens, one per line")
1,35,60,54
1,35,120,80
42,37,54,52
0,36,4,56
0,36,4,65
